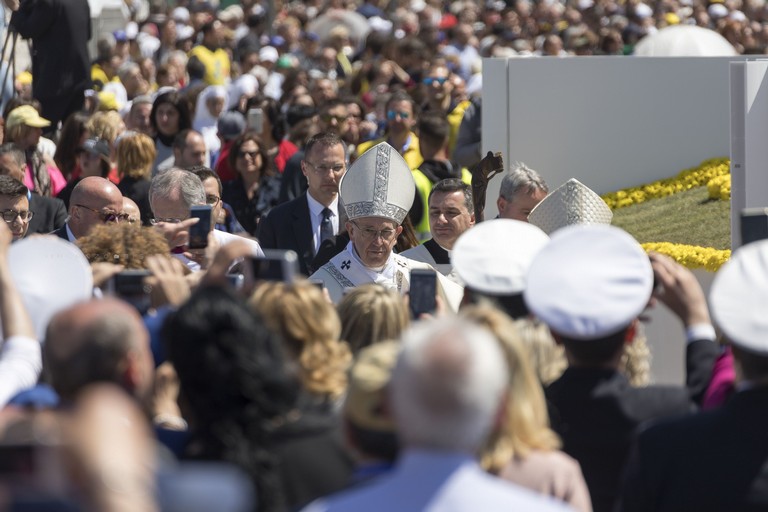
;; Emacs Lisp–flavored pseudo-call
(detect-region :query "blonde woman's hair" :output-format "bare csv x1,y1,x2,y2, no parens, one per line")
5,123,32,147
620,323,651,387
461,305,561,474
513,316,650,387
86,110,124,144
337,284,410,355
513,317,567,386
250,280,352,401
116,132,156,180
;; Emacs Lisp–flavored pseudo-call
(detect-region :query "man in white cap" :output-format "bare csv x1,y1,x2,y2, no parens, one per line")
452,218,549,317
310,142,463,309
401,178,474,279
524,225,720,512
618,239,768,512
304,318,570,512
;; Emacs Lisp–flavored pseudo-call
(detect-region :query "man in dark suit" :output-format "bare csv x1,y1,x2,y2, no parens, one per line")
524,225,719,512
618,239,768,512
259,132,348,276
53,177,124,242
0,144,66,234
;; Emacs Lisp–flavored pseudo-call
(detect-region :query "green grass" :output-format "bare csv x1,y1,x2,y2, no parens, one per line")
611,186,731,250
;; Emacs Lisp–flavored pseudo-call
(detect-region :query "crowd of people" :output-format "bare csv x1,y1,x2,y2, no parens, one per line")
0,0,765,510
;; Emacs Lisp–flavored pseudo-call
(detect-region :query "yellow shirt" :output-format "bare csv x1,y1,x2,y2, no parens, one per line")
447,100,471,155
188,46,231,86
356,132,423,171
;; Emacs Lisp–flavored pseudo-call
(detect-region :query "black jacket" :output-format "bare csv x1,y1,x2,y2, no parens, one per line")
546,339,719,512
619,385,768,512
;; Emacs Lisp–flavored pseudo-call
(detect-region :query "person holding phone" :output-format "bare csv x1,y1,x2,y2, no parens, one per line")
309,142,462,311
148,168,264,271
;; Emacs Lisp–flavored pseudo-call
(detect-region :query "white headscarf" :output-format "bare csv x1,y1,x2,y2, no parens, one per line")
193,85,229,133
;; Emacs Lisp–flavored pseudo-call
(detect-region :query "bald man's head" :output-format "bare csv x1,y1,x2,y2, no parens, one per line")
68,177,124,239
44,298,153,404
122,196,140,225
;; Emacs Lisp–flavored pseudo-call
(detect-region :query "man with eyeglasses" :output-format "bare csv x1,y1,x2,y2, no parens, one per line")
259,132,348,276
355,91,422,172
0,176,34,241
310,142,462,310
0,143,67,235
278,99,350,203
148,168,263,271
53,177,125,242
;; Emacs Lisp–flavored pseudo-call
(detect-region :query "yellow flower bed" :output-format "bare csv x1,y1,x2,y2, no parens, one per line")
642,242,730,272
601,157,730,210
707,174,731,201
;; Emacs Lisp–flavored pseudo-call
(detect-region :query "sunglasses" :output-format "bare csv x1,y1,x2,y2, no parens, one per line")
387,110,410,120
423,77,448,86
75,204,127,223
238,150,260,159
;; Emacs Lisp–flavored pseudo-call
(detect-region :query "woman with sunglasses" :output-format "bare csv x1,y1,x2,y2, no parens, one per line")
222,132,281,235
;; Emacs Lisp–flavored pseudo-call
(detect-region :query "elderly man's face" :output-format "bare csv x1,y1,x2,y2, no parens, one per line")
497,189,547,222
150,190,191,224
429,190,474,250
346,217,402,268
128,103,153,134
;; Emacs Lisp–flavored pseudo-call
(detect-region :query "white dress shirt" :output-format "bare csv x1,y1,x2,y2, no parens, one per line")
306,192,339,255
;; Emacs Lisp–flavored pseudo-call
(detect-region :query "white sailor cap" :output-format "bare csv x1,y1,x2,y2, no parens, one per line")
524,224,653,340
710,239,768,354
528,178,613,235
8,237,93,341
452,219,549,295
341,142,415,225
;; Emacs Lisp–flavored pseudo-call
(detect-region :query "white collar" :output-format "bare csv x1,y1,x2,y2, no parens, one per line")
306,192,339,218
345,241,396,281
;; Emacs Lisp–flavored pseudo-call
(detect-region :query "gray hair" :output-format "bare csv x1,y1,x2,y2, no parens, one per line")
499,162,548,200
390,318,509,452
149,168,206,209
117,61,141,82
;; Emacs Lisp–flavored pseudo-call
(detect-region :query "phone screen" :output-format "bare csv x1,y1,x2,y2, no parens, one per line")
247,108,264,133
409,269,437,319
108,270,153,314
251,249,299,283
188,205,213,249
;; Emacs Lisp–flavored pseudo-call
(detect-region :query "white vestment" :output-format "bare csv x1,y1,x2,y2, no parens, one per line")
310,242,463,311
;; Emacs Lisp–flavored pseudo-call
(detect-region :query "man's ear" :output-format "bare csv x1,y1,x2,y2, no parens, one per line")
345,221,354,237
496,196,506,214
301,160,309,178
